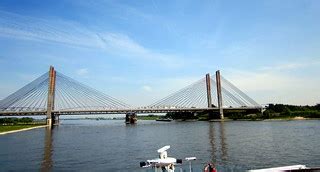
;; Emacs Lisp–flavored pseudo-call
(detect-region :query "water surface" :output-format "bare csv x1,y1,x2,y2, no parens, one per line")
0,119,319,171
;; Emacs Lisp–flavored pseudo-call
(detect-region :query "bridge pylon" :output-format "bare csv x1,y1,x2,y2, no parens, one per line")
46,66,57,126
205,73,212,108
206,73,215,119
216,70,224,119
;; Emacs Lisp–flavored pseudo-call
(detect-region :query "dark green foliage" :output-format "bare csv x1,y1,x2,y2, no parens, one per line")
282,107,292,116
315,104,320,111
228,112,262,120
291,111,320,118
165,112,198,120
0,117,34,124
264,104,320,118
197,111,220,120
228,112,245,120
19,117,33,123
268,103,317,112
164,104,320,121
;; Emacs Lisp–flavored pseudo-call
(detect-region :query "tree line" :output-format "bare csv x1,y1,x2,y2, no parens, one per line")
164,104,320,120
263,103,320,119
0,117,34,124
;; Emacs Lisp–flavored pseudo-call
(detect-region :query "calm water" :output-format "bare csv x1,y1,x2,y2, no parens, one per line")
0,119,319,171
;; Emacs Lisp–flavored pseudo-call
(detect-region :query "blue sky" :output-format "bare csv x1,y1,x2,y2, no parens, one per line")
0,0,319,106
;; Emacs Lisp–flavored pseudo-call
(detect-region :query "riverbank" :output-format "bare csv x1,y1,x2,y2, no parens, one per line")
181,116,319,122
262,116,320,121
216,116,320,121
0,125,47,135
137,115,160,120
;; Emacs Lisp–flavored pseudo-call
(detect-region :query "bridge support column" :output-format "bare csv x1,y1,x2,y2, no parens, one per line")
216,70,224,119
206,73,214,119
125,112,137,124
55,115,60,125
206,74,212,108
46,66,56,126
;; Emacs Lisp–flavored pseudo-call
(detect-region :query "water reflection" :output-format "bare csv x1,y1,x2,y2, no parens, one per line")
209,122,228,164
209,122,216,164
219,122,228,161
41,126,53,171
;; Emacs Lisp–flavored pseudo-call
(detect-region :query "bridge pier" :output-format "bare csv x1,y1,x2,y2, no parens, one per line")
55,115,60,125
125,112,137,124
46,118,52,126
46,114,59,126
216,70,224,119
52,114,59,125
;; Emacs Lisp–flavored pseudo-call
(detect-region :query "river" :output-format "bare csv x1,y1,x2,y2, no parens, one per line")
0,119,319,171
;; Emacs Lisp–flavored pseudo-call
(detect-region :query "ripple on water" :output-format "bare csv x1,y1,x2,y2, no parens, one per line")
0,119,319,171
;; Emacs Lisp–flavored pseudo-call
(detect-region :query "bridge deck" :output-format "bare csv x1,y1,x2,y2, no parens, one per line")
0,107,262,116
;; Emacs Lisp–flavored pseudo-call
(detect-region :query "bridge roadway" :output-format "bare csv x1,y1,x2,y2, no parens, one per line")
0,107,262,116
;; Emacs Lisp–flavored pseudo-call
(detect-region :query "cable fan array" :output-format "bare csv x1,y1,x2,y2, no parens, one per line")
0,72,49,112
0,71,131,112
147,78,210,109
219,76,260,108
147,76,261,109
0,71,260,113
54,72,130,111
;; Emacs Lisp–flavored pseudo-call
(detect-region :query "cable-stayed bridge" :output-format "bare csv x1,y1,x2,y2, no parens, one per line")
0,66,262,125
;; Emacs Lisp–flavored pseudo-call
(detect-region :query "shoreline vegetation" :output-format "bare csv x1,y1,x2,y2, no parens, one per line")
164,103,320,121
0,117,46,134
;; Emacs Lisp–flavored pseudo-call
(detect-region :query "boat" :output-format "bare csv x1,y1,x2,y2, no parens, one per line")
249,165,320,171
139,146,320,172
140,145,197,172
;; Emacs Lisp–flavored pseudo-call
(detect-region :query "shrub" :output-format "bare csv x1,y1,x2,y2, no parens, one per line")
0,117,34,124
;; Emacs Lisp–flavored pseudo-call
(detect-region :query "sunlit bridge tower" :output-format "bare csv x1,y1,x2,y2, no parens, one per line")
206,71,224,119
46,66,57,126
215,70,224,119
205,73,212,108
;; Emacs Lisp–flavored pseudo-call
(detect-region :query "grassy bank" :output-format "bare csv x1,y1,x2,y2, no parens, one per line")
0,124,46,133
0,117,46,133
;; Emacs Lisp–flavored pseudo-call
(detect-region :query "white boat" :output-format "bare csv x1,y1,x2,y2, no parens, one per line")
249,165,319,172
140,146,317,172
140,145,196,172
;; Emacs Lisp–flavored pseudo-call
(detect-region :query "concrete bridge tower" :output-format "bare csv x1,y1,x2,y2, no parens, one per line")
206,72,224,119
216,70,224,119
46,66,56,126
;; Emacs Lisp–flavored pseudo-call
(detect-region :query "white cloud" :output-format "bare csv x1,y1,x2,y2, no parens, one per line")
97,33,148,55
259,60,320,71
142,85,152,92
0,11,102,48
97,32,188,68
0,11,191,68
76,68,89,76
223,63,320,105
